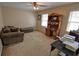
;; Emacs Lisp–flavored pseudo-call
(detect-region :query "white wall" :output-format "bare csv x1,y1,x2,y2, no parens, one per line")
2,7,36,28
0,6,3,56
0,6,36,55
0,6,3,31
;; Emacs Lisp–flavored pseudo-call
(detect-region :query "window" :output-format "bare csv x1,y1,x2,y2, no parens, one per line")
66,11,79,32
41,14,48,28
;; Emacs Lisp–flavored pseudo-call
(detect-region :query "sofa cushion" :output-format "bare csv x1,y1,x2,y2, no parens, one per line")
10,27,18,32
2,27,11,33
1,26,19,33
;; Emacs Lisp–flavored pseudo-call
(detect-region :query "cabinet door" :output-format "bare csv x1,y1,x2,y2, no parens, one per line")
46,28,51,36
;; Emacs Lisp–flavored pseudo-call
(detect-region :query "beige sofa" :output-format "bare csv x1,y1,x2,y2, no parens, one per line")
1,32,24,46
0,26,24,46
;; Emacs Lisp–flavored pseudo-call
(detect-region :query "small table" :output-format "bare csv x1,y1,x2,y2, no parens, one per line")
50,40,79,56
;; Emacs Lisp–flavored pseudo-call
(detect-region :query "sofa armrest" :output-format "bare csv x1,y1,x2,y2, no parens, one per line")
1,32,24,38
20,27,34,33
0,39,3,56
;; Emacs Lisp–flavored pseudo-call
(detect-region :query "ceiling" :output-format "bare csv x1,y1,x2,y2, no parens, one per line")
0,2,75,11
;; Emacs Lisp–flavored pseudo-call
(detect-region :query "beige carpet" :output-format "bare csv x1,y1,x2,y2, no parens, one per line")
2,31,58,56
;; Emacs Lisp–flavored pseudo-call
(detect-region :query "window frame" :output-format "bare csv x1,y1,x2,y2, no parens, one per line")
66,11,79,32
41,14,48,28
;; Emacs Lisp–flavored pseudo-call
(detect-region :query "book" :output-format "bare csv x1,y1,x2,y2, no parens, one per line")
64,41,79,52
58,51,66,56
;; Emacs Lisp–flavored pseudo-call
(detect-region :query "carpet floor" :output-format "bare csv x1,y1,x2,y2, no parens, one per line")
2,31,59,56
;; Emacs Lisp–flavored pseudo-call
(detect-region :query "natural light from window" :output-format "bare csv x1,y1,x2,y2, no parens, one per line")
66,11,79,32
41,14,48,28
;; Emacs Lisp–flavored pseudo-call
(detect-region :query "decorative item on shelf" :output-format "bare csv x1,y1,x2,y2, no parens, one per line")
53,17,57,20
38,14,41,20
46,13,63,37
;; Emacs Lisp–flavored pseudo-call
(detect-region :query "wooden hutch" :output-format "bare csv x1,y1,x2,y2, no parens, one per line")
46,13,62,37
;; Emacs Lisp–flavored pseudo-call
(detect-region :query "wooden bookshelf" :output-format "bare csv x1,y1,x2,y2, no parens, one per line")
46,13,62,37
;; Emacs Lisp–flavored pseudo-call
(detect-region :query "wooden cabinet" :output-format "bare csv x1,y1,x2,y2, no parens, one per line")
46,13,62,37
